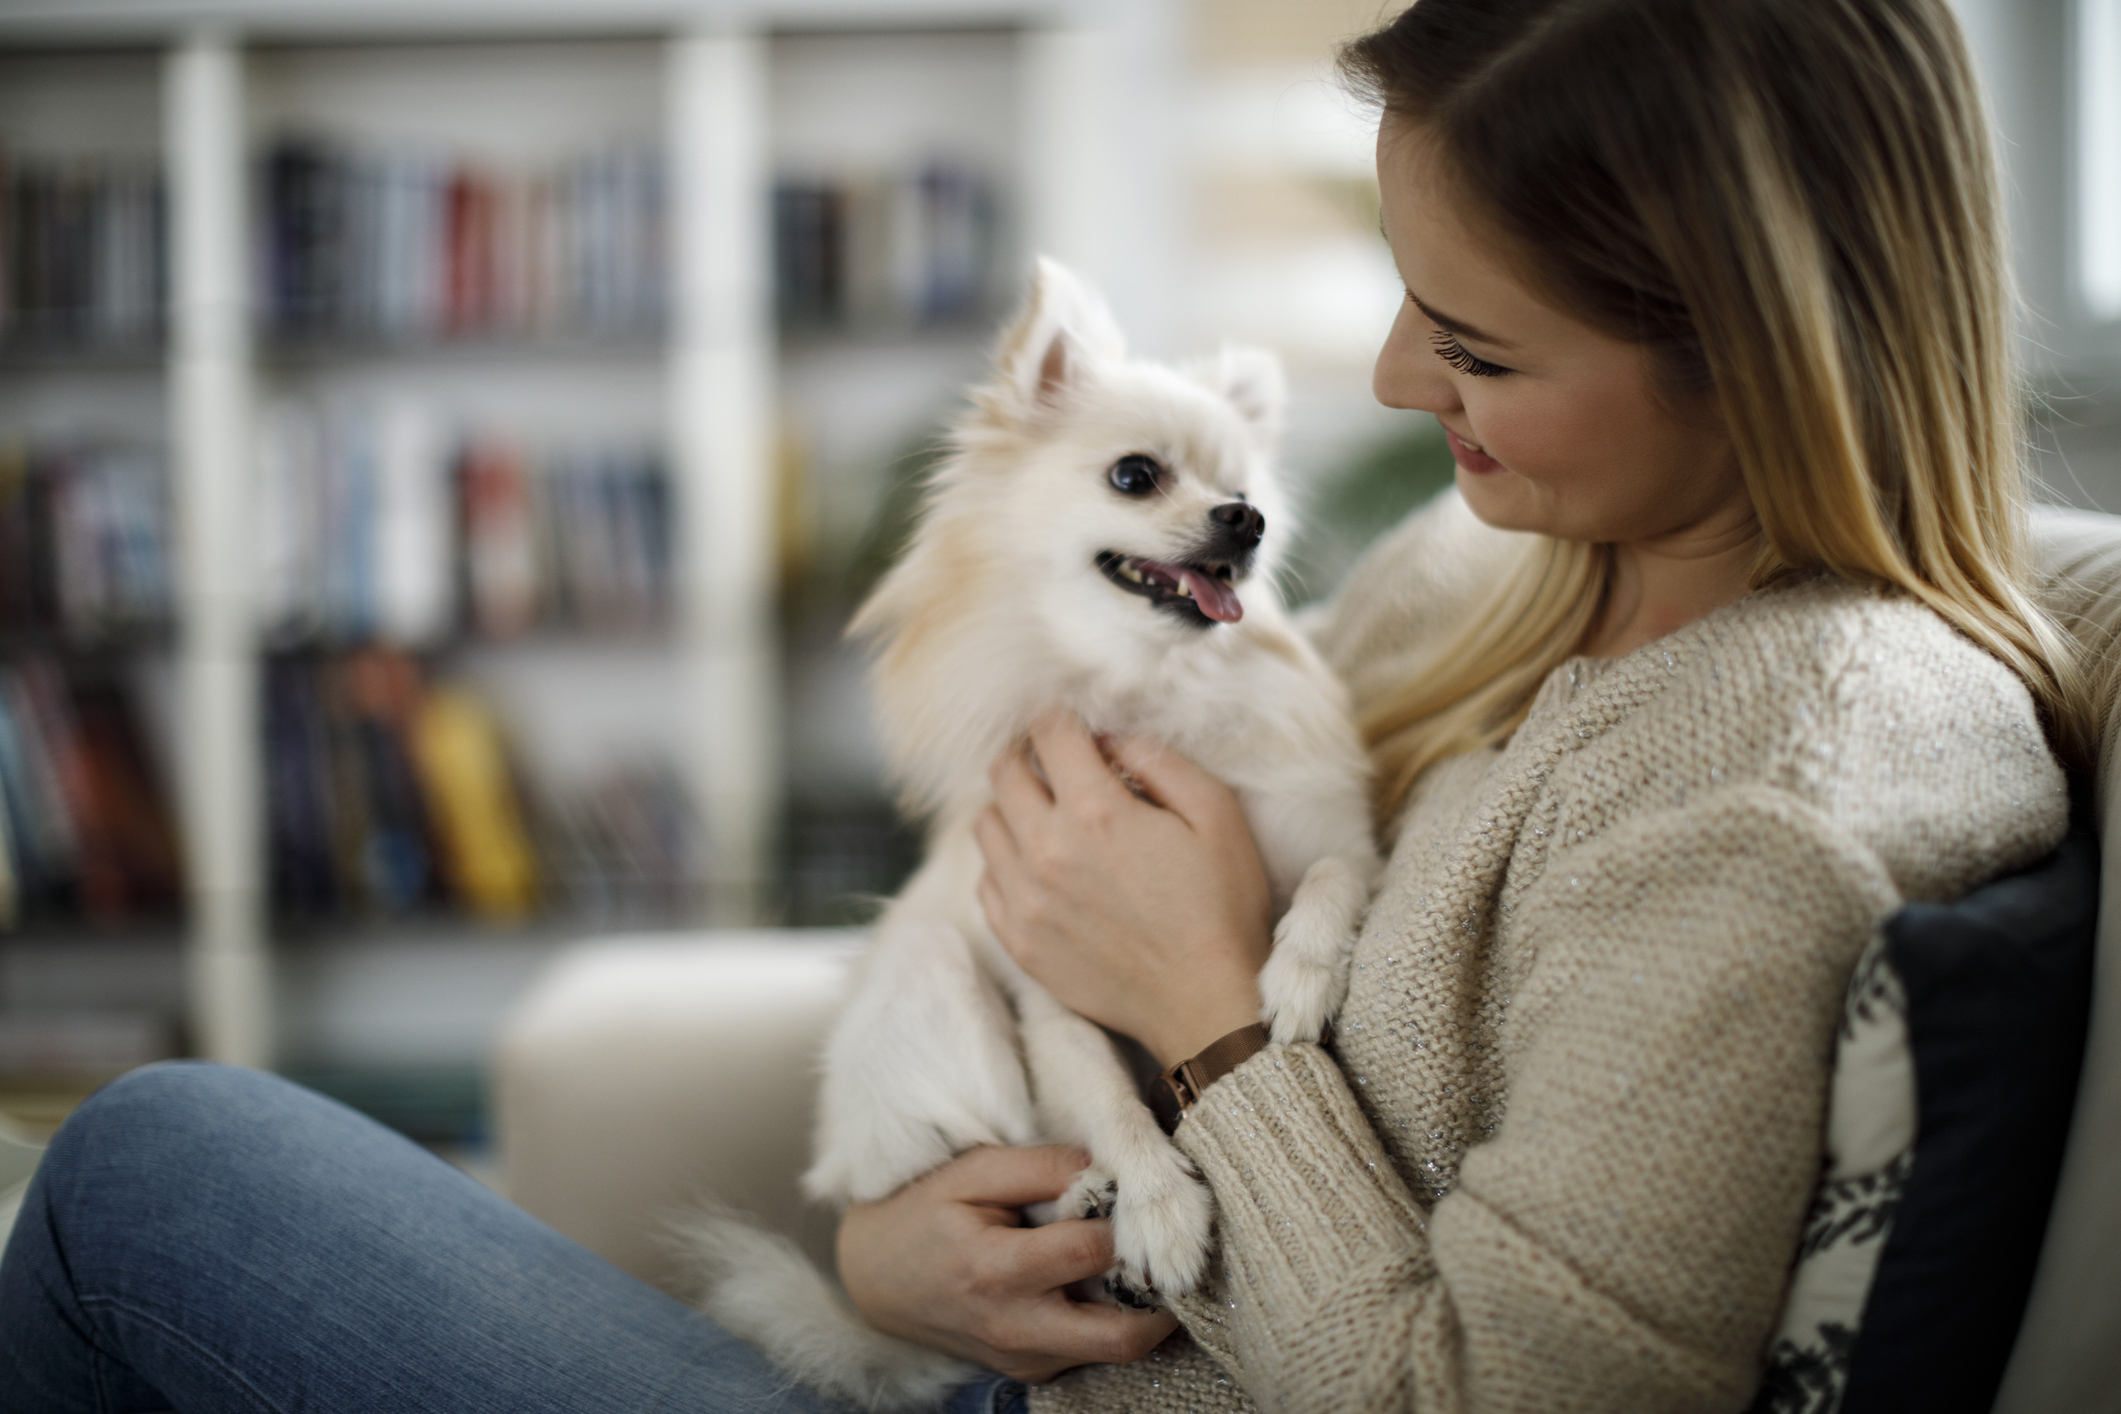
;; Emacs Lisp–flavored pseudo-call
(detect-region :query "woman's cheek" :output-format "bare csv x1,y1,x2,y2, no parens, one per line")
1463,403,1552,497
1490,390,1619,501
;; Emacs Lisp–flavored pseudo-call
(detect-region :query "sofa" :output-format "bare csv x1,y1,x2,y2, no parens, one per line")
493,506,2121,1413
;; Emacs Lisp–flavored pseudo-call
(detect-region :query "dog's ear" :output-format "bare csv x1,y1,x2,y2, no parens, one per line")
1208,343,1287,446
993,257,1128,415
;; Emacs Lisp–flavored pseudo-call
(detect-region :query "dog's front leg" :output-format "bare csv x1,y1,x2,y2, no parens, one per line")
1257,847,1378,1044
1007,978,1214,1305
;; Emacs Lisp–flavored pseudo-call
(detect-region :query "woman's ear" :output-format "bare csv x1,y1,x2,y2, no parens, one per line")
991,256,1128,419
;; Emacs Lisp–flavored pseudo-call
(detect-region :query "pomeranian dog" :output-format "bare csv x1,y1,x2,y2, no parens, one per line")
678,259,1377,1410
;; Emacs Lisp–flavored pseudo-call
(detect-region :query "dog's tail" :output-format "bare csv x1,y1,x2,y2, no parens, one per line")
669,1202,977,1413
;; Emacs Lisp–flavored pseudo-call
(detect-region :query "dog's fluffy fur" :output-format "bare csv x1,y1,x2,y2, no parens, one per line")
680,259,1378,1410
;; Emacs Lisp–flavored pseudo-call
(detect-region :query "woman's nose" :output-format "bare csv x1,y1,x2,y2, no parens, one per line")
1373,299,1459,415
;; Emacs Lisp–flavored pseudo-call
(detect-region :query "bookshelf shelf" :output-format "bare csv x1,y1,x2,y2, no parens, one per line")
259,333,667,368
0,345,167,372
0,0,1178,1105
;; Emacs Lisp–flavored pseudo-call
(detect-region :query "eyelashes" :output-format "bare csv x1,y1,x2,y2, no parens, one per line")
1429,329,1511,378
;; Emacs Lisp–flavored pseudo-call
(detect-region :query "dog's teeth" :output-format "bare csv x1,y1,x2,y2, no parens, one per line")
1176,580,1193,598
1120,563,1144,584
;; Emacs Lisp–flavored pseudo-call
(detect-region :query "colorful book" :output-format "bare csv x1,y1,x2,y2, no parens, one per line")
408,686,538,920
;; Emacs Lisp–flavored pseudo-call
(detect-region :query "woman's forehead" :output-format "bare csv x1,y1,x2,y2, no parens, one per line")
1376,123,1585,350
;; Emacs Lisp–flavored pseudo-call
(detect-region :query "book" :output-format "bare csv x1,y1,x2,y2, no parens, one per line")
371,400,453,646
0,668,74,906
0,780,14,929
257,401,667,646
261,138,664,346
0,147,165,351
458,438,539,639
0,658,179,926
0,438,173,643
336,649,436,913
263,648,701,925
408,686,538,920
774,158,998,333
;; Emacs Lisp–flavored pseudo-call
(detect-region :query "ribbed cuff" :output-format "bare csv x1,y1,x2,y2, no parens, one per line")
1173,1041,1433,1318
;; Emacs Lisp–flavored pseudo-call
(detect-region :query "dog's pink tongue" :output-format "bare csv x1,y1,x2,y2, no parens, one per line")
1182,569,1243,623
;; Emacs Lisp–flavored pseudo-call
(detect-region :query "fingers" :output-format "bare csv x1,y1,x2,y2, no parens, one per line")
973,802,1020,880
977,869,1011,947
1026,711,1133,805
1105,733,1237,829
1017,1300,1181,1369
930,1144,1091,1207
988,738,1052,814
987,1220,1181,1371
1010,1214,1117,1285
986,743,1055,857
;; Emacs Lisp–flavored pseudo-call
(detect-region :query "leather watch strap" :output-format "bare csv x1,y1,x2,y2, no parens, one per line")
1149,1022,1272,1135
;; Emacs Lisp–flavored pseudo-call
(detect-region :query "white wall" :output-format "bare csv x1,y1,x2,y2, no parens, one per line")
1949,0,2121,511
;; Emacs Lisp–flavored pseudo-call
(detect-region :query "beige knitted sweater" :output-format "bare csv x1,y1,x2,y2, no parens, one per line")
1029,494,2067,1414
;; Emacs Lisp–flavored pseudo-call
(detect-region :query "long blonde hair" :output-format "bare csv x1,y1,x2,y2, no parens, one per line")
1343,0,2094,813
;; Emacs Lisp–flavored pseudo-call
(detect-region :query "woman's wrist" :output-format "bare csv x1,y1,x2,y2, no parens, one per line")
1150,992,1266,1069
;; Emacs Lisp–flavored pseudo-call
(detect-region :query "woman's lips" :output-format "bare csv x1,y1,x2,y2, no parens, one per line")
1444,426,1503,475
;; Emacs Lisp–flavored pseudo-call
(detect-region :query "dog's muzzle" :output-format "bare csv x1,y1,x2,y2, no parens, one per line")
1095,501,1265,629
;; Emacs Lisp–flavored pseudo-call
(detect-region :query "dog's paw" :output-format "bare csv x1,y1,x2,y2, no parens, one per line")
1063,1165,1119,1220
1104,1154,1214,1302
1260,857,1369,1044
1102,1267,1164,1310
1023,1164,1118,1229
1026,1159,1211,1307
1258,939,1346,1045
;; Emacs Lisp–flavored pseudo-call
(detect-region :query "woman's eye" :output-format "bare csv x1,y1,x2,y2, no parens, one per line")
1429,330,1512,379
1107,454,1164,495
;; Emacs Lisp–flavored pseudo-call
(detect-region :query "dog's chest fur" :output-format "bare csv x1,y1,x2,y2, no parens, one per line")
899,605,1365,906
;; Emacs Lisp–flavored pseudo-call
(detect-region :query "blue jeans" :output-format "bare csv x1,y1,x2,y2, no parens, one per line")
0,1062,1028,1414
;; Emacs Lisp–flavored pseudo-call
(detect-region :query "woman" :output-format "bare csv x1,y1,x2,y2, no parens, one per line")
839,0,2082,1410
0,1,2083,1411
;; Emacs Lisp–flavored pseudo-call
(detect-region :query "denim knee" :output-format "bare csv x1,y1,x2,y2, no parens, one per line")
69,1059,270,1125
42,1061,319,1214
56,1058,274,1143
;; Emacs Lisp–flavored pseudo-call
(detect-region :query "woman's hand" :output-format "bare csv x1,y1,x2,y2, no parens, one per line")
975,712,1274,1067
837,1144,1178,1381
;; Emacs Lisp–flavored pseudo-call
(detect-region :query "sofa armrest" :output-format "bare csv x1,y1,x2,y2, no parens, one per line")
491,930,860,1295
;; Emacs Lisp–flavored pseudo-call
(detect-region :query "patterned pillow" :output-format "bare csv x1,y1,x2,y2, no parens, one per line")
1748,832,2099,1414
1749,933,1917,1414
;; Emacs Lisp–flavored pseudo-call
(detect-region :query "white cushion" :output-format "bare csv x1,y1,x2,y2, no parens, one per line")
1992,508,2121,1413
491,931,859,1294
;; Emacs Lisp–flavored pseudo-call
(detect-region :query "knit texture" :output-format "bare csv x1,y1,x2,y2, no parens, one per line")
1029,495,2067,1414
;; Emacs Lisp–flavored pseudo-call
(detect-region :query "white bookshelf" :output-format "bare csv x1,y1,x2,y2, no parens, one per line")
0,0,1179,1084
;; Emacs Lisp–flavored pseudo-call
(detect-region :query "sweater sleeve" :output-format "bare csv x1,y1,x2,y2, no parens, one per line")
1163,787,1902,1414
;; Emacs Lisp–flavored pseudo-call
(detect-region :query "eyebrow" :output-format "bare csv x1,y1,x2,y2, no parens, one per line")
1377,212,1519,350
1407,292,1515,352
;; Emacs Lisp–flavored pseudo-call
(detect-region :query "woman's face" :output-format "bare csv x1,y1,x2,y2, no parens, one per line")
1373,121,1749,549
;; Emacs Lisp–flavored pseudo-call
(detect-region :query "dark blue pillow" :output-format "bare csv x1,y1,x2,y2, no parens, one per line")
1839,830,2100,1414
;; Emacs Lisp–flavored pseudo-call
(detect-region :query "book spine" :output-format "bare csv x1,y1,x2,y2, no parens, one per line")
771,160,998,333
0,440,172,643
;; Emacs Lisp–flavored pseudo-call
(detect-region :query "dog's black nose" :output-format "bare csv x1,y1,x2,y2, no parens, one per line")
1210,500,1265,549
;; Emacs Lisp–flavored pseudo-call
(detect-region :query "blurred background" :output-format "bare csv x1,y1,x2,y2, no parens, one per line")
0,0,2111,1153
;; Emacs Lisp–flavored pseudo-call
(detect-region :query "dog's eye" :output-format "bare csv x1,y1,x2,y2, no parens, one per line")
1107,454,1163,496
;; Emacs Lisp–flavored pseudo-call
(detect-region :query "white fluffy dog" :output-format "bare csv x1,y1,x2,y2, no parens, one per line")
680,259,1377,1410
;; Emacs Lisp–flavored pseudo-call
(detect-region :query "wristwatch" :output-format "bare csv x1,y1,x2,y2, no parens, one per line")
1148,1022,1273,1135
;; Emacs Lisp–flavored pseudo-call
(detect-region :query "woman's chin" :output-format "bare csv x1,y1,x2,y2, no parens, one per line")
1455,466,1549,534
